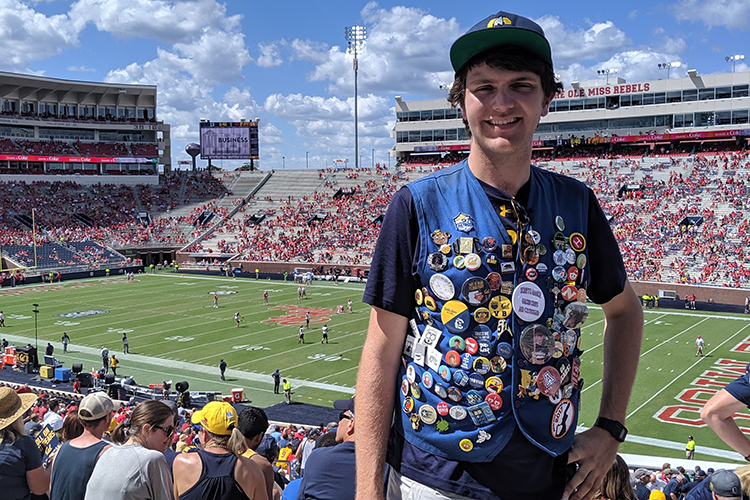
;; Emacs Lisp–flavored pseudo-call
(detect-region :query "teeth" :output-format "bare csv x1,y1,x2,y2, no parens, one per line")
489,118,519,125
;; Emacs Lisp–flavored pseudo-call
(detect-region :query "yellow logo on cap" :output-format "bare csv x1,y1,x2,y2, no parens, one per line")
487,16,512,28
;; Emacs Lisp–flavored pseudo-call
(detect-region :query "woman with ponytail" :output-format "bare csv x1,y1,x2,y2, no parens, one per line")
84,400,175,500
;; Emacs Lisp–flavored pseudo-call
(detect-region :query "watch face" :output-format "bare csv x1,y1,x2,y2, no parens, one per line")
596,417,627,442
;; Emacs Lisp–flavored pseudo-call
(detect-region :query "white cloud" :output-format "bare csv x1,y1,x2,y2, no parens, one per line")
0,0,79,70
260,122,283,144
69,0,240,44
538,16,632,67
256,42,282,68
67,65,96,72
673,0,750,30
287,39,330,64
561,51,688,85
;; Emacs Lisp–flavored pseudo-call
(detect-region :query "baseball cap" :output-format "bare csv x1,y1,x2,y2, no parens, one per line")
710,470,742,498
634,468,650,480
190,402,237,436
649,491,667,500
450,11,552,73
333,396,355,415
78,392,114,421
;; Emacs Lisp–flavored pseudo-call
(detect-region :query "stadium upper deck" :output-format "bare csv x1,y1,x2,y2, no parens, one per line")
392,70,750,162
0,71,171,178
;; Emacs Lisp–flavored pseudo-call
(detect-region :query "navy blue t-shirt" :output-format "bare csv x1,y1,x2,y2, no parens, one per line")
0,434,43,500
297,441,355,500
725,365,750,405
363,176,627,500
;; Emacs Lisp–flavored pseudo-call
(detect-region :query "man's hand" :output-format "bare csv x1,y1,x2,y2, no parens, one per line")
563,427,619,500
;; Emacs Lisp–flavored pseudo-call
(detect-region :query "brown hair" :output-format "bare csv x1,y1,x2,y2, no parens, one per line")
447,47,562,139
594,455,637,500
61,409,84,442
111,400,173,445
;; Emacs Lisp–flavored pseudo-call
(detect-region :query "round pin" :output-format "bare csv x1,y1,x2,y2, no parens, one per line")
576,253,587,269
406,365,416,383
525,267,538,281
450,405,467,420
472,324,492,342
427,252,448,272
537,366,562,397
437,401,450,416
523,246,539,265
445,350,461,367
552,266,567,282
441,300,471,334
415,289,424,306
519,324,555,365
401,379,409,396
473,307,491,324
419,404,438,425
564,301,589,329
548,387,563,404
447,387,463,402
562,383,574,399
402,396,414,413
481,236,498,252
488,295,512,319
440,244,452,255
569,233,586,252
553,250,566,266
552,232,567,250
464,337,479,355
536,262,548,275
430,274,455,301
431,229,450,245
485,253,498,266
555,216,565,231
527,229,541,244
466,390,483,405
485,392,503,411
460,353,473,370
486,272,502,291
438,365,452,382
564,329,577,348
424,295,437,312
465,253,482,271
490,356,507,374
434,383,448,399
468,372,485,389
564,248,576,265
449,336,465,352
511,281,545,323
551,399,575,439
553,341,564,359
485,376,503,393
567,267,579,283
473,357,491,375
536,243,548,256
496,342,513,359
462,277,492,307
452,370,469,387
422,371,434,389
459,439,474,452
411,382,422,399
453,255,466,270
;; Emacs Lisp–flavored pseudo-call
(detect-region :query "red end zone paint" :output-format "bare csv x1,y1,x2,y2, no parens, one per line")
262,305,333,325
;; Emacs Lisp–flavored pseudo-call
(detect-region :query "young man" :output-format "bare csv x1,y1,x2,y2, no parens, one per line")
298,325,305,344
283,379,292,405
237,407,276,500
305,311,311,328
122,333,129,354
263,290,269,305
272,369,281,394
219,359,227,381
49,392,114,500
110,355,118,376
61,332,70,353
356,11,642,500
213,292,219,308
695,335,705,357
234,312,244,327
321,324,329,344
100,346,109,374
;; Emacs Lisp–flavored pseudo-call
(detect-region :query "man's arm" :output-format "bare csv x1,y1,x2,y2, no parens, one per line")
701,388,750,458
564,280,643,500
355,306,409,500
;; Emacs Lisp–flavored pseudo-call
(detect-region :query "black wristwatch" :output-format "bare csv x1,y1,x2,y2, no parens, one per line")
594,417,628,443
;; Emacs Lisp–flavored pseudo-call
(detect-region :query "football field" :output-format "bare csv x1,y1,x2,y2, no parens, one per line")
1,273,749,463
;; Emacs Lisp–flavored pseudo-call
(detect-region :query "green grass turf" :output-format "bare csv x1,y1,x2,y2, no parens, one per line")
1,272,749,462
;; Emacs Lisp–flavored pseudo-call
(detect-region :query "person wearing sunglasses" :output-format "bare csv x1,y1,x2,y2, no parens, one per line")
173,401,267,500
359,9,643,500
84,399,175,500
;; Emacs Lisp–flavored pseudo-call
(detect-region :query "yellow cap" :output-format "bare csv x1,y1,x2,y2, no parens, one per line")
190,402,237,436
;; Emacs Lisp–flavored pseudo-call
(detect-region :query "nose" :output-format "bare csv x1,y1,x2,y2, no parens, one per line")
489,87,515,113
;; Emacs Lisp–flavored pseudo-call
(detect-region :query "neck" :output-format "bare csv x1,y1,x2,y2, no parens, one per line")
467,144,531,196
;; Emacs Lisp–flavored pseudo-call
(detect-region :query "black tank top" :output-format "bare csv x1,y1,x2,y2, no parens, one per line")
179,449,248,500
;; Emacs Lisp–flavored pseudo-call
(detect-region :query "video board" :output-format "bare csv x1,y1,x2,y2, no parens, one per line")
199,121,259,159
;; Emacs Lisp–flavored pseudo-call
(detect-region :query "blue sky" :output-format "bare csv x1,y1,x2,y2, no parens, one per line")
0,0,748,170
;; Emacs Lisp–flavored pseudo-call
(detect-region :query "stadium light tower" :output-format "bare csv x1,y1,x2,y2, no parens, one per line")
725,54,745,73
345,25,366,170
597,68,618,84
658,62,681,79
32,303,39,352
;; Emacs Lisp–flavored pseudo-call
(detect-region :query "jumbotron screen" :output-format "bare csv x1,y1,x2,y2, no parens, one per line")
199,121,259,159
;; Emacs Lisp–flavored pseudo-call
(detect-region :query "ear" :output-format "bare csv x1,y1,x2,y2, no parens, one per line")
541,95,553,117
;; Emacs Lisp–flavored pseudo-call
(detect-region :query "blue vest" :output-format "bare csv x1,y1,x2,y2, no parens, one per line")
397,160,591,461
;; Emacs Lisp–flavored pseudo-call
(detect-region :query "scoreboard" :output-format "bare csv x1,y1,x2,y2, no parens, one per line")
200,121,259,159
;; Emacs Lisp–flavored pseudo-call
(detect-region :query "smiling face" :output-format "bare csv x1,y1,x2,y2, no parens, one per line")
462,63,550,161
146,415,175,453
